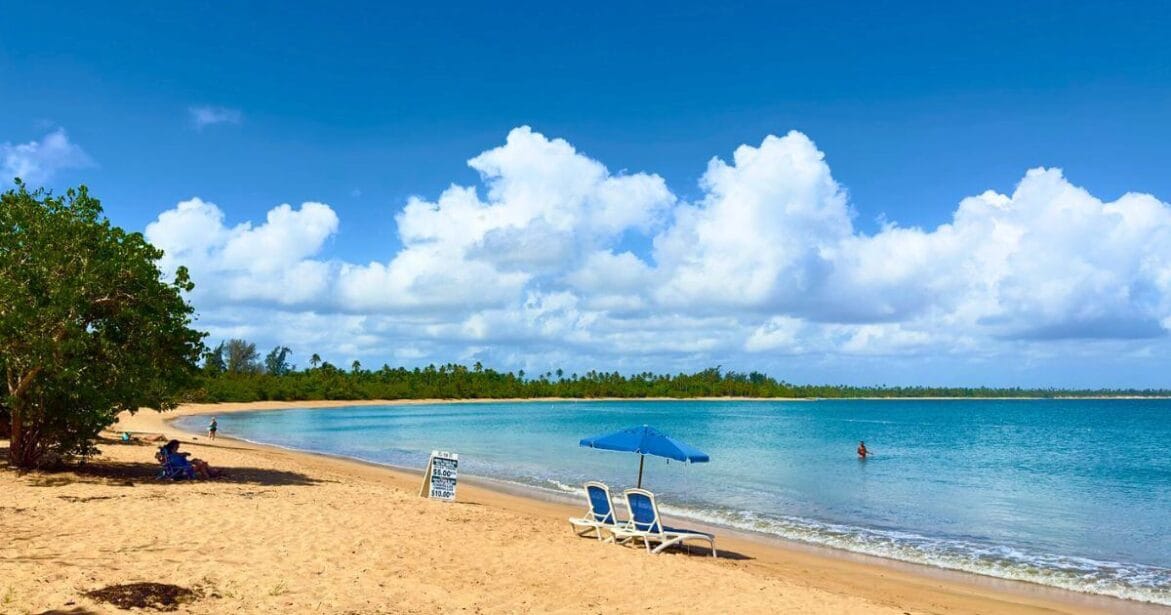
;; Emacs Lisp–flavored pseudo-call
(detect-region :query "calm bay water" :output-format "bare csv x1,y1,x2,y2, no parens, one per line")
177,399,1171,604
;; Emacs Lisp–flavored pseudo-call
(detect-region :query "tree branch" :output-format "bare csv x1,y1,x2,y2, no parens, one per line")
12,366,41,399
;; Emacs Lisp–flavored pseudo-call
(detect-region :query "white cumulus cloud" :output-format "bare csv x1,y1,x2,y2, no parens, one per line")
1,129,92,186
146,197,338,306
143,127,1171,385
334,126,674,311
654,131,853,311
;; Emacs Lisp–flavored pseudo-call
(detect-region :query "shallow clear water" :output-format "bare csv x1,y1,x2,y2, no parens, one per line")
178,399,1171,604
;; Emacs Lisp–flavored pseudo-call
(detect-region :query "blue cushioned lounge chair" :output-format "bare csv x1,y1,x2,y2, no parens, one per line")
568,481,626,540
612,488,716,556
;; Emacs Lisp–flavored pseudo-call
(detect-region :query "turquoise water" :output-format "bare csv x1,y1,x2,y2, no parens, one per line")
178,399,1171,604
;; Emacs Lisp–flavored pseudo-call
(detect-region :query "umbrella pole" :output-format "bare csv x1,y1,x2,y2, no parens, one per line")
637,454,645,489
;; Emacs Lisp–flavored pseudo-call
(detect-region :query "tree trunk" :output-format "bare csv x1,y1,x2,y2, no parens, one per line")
9,400,25,468
7,398,42,469
7,368,42,469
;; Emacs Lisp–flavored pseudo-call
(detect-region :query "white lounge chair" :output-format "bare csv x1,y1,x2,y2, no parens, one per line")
612,488,716,557
568,481,626,540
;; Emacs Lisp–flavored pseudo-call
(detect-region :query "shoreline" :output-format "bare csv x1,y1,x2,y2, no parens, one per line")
178,395,1171,407
149,400,1160,613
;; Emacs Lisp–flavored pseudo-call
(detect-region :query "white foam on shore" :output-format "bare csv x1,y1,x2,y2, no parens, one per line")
658,503,1171,606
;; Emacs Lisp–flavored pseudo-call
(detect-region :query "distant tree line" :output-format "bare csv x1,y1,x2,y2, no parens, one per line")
189,339,1171,402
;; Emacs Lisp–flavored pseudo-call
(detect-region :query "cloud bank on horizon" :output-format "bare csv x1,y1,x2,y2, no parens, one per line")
142,127,1171,384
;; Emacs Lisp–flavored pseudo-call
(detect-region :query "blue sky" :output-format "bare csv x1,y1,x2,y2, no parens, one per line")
4,2,1171,387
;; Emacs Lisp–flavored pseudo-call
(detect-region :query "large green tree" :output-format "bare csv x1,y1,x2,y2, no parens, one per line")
224,338,261,374
0,182,205,468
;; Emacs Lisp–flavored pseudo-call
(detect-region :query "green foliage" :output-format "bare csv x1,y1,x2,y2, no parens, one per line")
224,338,261,374
0,182,205,468
264,346,293,376
202,341,227,376
190,349,1171,403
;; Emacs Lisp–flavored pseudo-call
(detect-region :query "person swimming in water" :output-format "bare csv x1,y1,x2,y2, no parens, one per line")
857,441,869,459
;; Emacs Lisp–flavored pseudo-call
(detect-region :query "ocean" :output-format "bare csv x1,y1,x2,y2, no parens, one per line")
177,399,1171,605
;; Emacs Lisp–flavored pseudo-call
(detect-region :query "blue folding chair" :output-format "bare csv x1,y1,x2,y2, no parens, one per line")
156,446,195,480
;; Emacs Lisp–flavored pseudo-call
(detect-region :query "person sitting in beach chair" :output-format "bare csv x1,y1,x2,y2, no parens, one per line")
156,439,224,480
611,488,716,557
568,481,627,540
156,442,196,480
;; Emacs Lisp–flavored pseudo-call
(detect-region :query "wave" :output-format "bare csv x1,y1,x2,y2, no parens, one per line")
658,504,1171,606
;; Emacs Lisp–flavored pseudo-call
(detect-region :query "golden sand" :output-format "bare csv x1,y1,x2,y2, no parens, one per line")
0,401,1143,614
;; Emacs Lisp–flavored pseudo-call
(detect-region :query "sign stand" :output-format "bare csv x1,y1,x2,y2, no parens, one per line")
419,450,459,501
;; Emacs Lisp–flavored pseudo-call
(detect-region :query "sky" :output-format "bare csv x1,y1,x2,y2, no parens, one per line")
3,2,1171,387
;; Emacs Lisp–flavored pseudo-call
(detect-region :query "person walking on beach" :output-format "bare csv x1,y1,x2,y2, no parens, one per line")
857,441,869,459
208,417,218,440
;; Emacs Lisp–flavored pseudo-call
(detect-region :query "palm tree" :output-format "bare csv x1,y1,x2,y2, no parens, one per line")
309,353,321,369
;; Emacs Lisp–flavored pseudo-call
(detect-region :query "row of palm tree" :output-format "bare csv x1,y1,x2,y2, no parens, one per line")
190,340,1169,402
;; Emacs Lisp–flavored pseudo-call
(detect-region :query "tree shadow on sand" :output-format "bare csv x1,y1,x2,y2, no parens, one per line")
2,445,328,488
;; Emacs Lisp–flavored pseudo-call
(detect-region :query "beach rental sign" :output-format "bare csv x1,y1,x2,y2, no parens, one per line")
419,450,459,501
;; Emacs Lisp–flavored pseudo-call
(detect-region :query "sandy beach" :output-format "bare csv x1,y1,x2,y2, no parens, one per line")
1,401,1157,614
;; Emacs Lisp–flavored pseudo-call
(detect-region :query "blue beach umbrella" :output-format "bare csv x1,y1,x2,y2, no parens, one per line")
579,425,710,488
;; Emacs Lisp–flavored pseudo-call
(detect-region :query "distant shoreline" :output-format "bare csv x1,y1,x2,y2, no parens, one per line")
162,396,1171,426
176,395,1171,413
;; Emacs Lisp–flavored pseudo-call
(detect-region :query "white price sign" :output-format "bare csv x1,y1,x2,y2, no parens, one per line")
420,450,459,501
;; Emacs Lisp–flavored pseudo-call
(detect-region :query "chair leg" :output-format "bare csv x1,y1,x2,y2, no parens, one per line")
651,537,679,555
